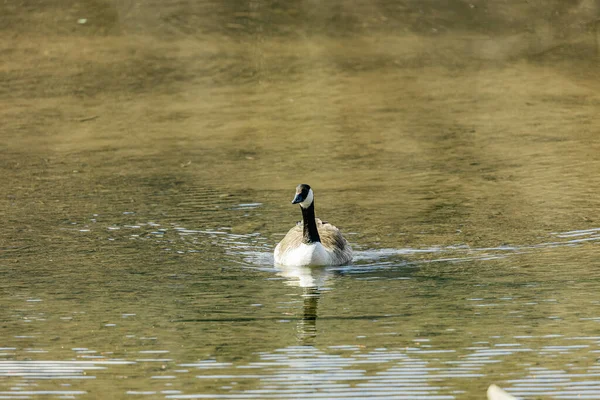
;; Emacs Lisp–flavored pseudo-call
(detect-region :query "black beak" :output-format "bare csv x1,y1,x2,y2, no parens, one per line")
291,193,304,204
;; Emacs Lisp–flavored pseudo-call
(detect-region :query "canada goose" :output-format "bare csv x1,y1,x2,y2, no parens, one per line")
274,184,353,266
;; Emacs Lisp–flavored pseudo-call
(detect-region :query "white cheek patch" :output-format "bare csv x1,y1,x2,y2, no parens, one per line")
299,189,314,208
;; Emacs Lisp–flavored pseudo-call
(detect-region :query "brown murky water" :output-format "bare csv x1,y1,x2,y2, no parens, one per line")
2,1,600,399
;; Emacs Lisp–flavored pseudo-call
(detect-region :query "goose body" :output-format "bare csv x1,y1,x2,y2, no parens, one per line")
274,184,352,267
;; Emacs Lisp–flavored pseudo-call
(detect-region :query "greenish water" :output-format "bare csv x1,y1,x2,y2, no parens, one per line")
2,1,600,399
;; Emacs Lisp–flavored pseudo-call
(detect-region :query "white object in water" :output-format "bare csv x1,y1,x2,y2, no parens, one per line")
487,384,518,400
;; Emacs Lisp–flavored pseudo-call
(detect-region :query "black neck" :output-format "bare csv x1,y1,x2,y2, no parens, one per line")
301,202,321,244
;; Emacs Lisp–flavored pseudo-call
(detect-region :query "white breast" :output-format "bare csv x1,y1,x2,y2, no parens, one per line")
274,242,333,267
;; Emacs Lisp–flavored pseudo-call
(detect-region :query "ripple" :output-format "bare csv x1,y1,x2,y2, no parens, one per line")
0,360,135,381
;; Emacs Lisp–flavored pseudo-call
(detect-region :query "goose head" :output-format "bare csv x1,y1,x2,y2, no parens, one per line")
291,184,314,209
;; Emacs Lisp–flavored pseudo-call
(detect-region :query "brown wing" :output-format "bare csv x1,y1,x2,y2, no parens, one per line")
275,224,303,257
317,219,353,264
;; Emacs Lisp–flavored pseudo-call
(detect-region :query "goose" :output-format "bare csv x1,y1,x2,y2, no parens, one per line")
274,184,353,266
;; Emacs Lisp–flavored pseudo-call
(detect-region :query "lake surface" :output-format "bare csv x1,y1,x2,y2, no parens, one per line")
2,1,600,399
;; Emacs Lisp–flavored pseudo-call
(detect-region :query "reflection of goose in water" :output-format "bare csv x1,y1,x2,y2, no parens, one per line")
274,184,352,267
276,264,332,345
487,384,518,400
296,287,320,345
277,264,332,289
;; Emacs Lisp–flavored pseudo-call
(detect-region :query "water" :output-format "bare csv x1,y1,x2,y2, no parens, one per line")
2,1,600,399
